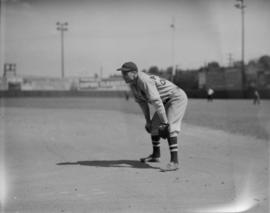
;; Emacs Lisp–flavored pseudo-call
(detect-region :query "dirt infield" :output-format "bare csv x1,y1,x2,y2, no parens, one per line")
0,98,269,212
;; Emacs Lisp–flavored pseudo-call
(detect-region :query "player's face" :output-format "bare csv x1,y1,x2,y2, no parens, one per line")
121,71,136,83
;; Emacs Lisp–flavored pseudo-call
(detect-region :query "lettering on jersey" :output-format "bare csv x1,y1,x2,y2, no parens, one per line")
150,75,166,86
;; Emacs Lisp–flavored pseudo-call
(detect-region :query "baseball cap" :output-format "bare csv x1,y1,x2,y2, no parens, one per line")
117,62,138,72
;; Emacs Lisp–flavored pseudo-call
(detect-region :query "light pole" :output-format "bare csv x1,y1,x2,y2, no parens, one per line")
235,0,246,90
56,22,68,79
170,16,176,82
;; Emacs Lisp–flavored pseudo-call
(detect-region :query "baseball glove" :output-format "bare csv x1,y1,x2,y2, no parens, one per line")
158,123,170,139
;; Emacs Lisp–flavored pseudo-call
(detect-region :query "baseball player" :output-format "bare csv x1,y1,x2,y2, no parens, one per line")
207,87,214,102
253,89,260,105
117,62,188,171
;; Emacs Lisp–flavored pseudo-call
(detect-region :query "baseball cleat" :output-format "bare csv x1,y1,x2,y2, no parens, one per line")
140,154,160,163
160,162,179,172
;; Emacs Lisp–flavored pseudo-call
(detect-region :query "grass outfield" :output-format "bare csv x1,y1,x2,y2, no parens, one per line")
185,99,270,140
1,97,269,140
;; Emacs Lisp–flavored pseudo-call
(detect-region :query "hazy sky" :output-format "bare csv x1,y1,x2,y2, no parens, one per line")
1,0,270,77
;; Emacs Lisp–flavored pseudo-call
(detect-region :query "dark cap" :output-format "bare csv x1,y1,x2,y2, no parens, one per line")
117,62,138,72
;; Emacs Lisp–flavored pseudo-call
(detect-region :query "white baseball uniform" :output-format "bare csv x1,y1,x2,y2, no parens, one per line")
129,71,188,137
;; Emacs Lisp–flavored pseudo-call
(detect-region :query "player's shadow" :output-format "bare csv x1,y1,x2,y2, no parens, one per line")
57,160,159,170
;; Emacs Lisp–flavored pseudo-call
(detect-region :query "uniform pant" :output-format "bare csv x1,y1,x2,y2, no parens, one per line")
151,88,188,137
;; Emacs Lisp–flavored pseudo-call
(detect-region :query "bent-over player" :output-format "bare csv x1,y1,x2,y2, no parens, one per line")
117,62,188,171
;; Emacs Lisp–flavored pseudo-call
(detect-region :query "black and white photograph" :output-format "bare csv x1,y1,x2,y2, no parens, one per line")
0,0,269,212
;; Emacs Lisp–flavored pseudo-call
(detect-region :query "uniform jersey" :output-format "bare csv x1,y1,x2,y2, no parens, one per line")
130,71,179,104
129,71,183,124
207,88,214,95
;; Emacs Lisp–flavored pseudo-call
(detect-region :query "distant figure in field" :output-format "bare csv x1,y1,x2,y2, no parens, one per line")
253,89,260,105
124,91,130,101
207,87,215,102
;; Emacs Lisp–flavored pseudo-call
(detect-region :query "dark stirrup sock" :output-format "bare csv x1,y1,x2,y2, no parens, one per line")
168,136,178,163
151,135,161,158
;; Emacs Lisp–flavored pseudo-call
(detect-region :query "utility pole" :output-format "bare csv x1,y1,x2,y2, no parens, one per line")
235,0,246,90
170,16,176,82
228,53,233,67
56,22,68,78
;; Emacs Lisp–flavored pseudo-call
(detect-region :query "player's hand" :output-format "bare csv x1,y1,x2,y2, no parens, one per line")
145,122,152,134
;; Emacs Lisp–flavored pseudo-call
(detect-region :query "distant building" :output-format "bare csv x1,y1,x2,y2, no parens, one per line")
99,75,129,91
257,70,270,89
21,77,72,91
245,62,258,83
224,68,243,90
2,63,23,90
0,69,129,91
77,75,128,91
199,67,242,90
78,77,99,90
246,63,270,89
